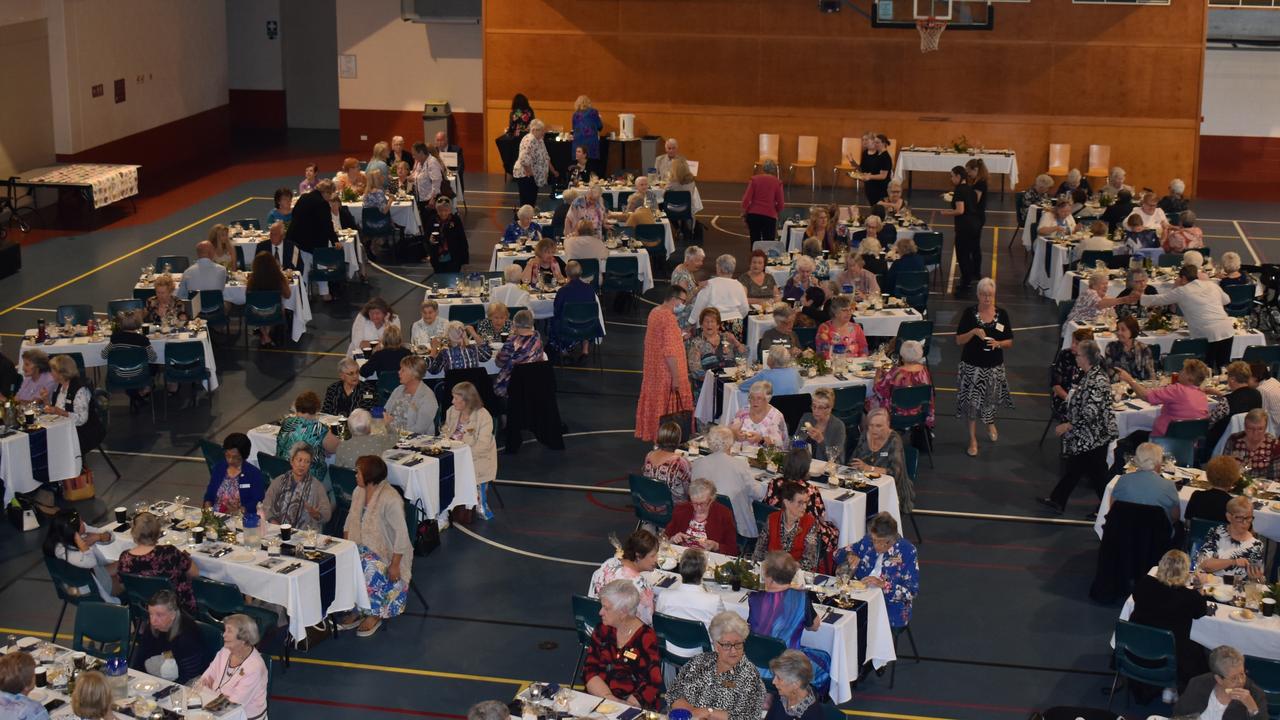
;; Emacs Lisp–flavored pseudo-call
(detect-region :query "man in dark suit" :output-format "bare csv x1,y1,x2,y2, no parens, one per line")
255,221,301,271
285,179,339,299
434,131,465,190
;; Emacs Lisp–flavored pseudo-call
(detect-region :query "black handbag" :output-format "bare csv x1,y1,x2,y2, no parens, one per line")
659,389,693,443
411,500,440,555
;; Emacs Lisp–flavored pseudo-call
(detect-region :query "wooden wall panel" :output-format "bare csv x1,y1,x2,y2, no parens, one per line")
484,0,1206,189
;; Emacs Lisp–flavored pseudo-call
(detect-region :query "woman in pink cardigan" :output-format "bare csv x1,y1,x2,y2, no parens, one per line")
742,160,785,248
199,614,269,719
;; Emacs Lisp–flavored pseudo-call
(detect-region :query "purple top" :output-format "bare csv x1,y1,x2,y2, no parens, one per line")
16,371,56,403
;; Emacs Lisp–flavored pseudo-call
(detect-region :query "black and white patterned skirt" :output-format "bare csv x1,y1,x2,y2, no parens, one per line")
955,361,1014,423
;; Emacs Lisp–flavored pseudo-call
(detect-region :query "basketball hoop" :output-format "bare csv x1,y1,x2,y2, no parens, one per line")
916,17,946,53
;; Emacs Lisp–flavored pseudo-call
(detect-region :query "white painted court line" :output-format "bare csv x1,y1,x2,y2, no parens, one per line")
1233,221,1262,265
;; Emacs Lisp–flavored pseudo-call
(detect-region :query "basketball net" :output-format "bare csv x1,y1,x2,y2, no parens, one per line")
916,17,946,53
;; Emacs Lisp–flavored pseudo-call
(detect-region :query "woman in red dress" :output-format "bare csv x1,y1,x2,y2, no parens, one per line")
636,286,693,442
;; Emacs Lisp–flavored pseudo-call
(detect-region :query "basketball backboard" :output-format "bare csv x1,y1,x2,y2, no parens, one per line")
871,0,996,29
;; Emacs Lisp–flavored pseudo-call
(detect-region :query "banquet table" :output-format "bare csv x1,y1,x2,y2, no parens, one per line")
696,365,875,426
648,547,897,703
892,148,1019,193
598,182,665,211
233,228,363,279
1026,234,1120,297
20,328,219,391
140,271,311,342
424,292,607,337
489,245,655,292
0,415,82,505
346,199,422,236
95,500,368,641
246,419,479,518
1061,319,1265,362
1095,467,1280,543
1117,567,1280,663
14,163,141,209
744,307,922,362
780,219,928,254
9,638,248,720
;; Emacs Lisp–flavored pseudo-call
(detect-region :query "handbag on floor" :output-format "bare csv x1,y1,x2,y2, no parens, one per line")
62,466,96,502
412,500,440,555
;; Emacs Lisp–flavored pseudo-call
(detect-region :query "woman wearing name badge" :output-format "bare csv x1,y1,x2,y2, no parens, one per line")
43,354,105,453
834,512,920,629
322,358,377,417
203,433,265,515
849,408,912,516
953,278,1014,457
262,443,332,532
584,580,664,710
198,614,270,718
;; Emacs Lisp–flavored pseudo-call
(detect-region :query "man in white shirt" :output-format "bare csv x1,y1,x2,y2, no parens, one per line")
1139,264,1234,369
490,264,531,308
691,426,766,537
687,254,750,325
654,548,724,658
653,138,684,180
178,240,228,301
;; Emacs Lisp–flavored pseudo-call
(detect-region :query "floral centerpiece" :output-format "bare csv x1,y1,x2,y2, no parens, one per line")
795,349,830,376
714,557,761,590
950,135,971,153
199,507,233,542
755,445,786,470
1099,193,1115,208
341,187,359,203
1143,310,1173,333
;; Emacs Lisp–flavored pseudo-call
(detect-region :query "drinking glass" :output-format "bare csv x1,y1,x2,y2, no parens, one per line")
528,683,543,704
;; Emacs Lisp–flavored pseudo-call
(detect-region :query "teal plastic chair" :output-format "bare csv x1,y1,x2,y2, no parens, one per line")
601,256,642,295
744,633,787,677
328,465,358,535
118,573,175,629
106,298,144,318
199,439,224,474
1169,337,1208,358
653,612,713,668
902,446,923,543
256,452,290,483
890,384,934,467
576,258,602,292
154,255,190,273
105,344,155,420
571,595,602,684
309,247,347,293
196,289,231,335
893,271,930,315
556,301,605,372
716,494,735,512
376,370,401,405
628,474,674,529
1079,250,1114,270
894,320,933,360
62,351,87,377
1225,283,1256,318
1186,517,1222,565
1152,436,1195,467
753,501,777,537
195,619,224,669
243,290,285,347
1108,620,1178,710
163,341,210,413
44,556,107,641
450,304,486,327
56,304,94,326
912,231,943,283
133,287,157,301
1244,655,1280,719
73,601,131,660
1162,352,1195,374
191,577,278,649
1164,418,1209,441
1157,253,1184,268
1243,345,1280,367
636,223,669,273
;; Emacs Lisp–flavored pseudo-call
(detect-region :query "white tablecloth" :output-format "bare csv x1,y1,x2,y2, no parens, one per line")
1118,567,1280,662
1027,236,1120,297
234,229,363,279
893,150,1018,188
744,310,921,363
0,416,82,505
696,369,874,425
1095,468,1280,543
24,641,247,720
781,221,926,254
346,200,422,236
95,503,368,640
246,421,479,517
20,330,219,391
144,273,310,342
1062,320,1266,362
599,184,665,211
429,295,607,337
489,247,655,292
650,548,896,704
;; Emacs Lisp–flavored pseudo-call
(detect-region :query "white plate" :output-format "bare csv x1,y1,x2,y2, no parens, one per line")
186,711,213,720
1230,609,1256,622
16,636,39,649
226,550,261,564
27,688,48,702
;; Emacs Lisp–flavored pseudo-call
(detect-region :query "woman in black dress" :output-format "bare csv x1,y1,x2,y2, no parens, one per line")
940,166,982,295
965,157,989,235
954,278,1014,457
858,134,893,207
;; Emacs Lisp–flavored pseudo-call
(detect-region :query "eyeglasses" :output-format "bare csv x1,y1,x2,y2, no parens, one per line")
715,641,745,651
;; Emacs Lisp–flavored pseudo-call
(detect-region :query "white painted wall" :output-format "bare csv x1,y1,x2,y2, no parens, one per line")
47,0,228,154
0,18,55,177
281,0,339,129
1202,47,1280,138
335,0,482,112
226,0,283,91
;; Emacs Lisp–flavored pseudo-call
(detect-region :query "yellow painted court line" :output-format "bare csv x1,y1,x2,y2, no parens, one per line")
280,656,528,687
842,711,960,720
0,197,260,316
935,386,1047,398
991,228,998,278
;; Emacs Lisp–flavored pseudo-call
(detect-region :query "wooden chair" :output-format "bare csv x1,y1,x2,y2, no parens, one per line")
1047,143,1071,177
788,135,819,195
753,134,780,175
831,137,862,200
886,137,899,165
1086,145,1111,182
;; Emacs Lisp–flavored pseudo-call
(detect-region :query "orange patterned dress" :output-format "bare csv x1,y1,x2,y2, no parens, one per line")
636,304,692,442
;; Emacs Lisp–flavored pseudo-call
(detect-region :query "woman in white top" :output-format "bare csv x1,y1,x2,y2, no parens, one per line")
1078,221,1115,252
42,508,120,603
410,299,446,347
564,219,610,261
443,381,498,519
1133,191,1170,240
1037,200,1076,238
348,297,401,357
687,254,750,326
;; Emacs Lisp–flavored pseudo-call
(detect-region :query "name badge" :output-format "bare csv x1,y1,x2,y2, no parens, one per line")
879,451,888,457
622,649,639,661
239,483,252,489
994,323,1005,332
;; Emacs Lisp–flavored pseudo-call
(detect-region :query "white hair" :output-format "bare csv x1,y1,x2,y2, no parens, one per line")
707,425,735,453
762,160,778,174
766,345,792,369
1110,166,1126,181
347,409,373,436
562,187,581,204
748,380,774,398
684,245,705,262
1066,168,1082,184
715,254,736,275
338,357,360,375
859,237,883,255
598,579,640,616
708,610,750,643
689,477,716,501
1089,270,1110,289
445,321,468,345
665,138,679,149
769,650,814,687
1183,250,1204,268
1134,442,1164,471
794,255,816,273
503,264,523,282
899,340,924,364
516,204,535,221
528,119,545,132
1169,178,1185,195
1035,174,1054,192
976,277,996,295
1222,251,1241,273
288,441,314,462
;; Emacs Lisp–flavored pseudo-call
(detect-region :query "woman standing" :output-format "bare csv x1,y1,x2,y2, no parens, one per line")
742,161,785,247
1050,328,1091,423
636,286,693,443
940,166,982,295
275,390,340,486
339,456,413,637
1038,340,1117,515
514,120,557,209
571,95,605,165
506,93,535,137
856,134,893,207
954,278,1014,456
493,309,544,398
642,421,694,504
444,382,497,519
965,157,989,238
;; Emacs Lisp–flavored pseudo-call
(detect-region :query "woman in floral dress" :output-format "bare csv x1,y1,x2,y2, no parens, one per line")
636,286,693,443
642,421,693,503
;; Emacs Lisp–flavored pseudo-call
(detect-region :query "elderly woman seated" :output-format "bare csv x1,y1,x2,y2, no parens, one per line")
795,237,829,279
871,340,934,428
782,255,820,303
643,420,693,503
837,512,920,628
410,299,447,346
491,264,532,309
1223,408,1280,483
1103,316,1155,381
386,355,438,435
359,324,412,379
550,261,600,359
43,354,105,451
747,551,830,691
759,306,802,357
323,358,376,416
521,238,567,287
1164,210,1204,253
1171,645,1268,719
1056,169,1091,199
203,433,265,514
1129,549,1208,692
752,483,821,571
815,295,867,359
739,249,779,306
16,348,56,403
263,442,333,531
883,237,926,295
145,274,189,326
764,650,822,720
0,649,48,719
1218,251,1250,288
1207,361,1263,450
854,214,894,252
851,409,913,515
740,346,801,407
338,456,414,637
1067,269,1136,324
832,251,879,301
427,321,491,376
669,611,767,720
1111,357,1211,474
857,236,888,278
565,219,610,261
795,388,846,463
566,184,608,237
502,204,542,246
1197,496,1265,582
1187,456,1240,524
1024,173,1055,209
664,477,738,555
475,302,512,344
585,579,664,709
118,511,200,613
731,381,787,449
1078,221,1115,253
334,409,396,469
198,614,270,718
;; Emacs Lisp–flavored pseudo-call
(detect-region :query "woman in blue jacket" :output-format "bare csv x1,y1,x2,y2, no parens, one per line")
203,433,267,515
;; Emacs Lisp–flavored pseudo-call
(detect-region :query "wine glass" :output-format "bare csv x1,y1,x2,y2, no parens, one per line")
528,682,543,704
